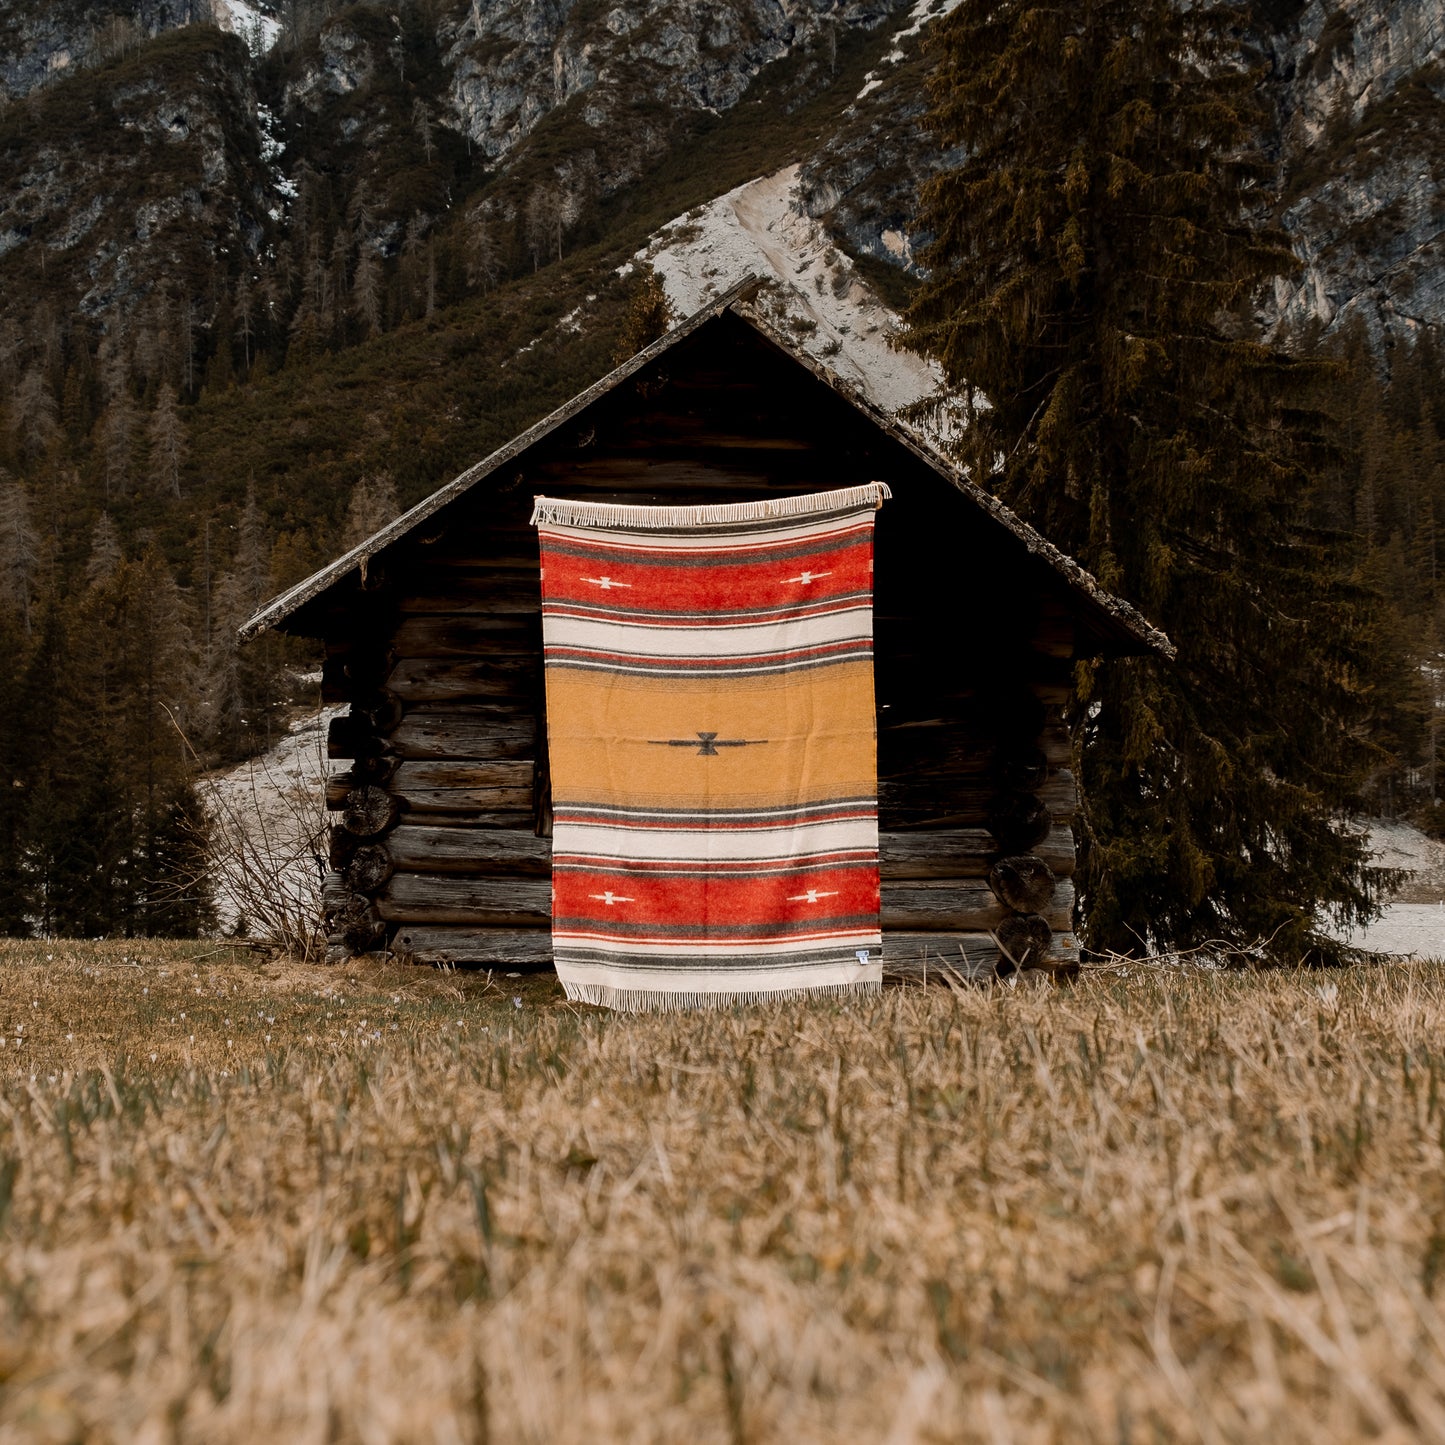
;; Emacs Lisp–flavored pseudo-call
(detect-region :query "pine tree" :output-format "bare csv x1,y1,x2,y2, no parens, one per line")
465,203,499,292
9,366,59,460
901,0,1388,960
611,266,675,366
352,246,383,338
99,372,139,500
207,489,285,757
86,513,124,588
147,382,187,498
0,606,33,933
341,473,399,550
0,473,41,633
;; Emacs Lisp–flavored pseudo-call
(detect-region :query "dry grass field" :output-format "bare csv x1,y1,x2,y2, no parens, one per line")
2,941,1444,1443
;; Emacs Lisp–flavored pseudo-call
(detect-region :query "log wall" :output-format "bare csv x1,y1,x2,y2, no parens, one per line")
315,322,1085,981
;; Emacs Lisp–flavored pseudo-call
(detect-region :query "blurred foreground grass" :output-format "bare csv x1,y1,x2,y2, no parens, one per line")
2,940,1444,1442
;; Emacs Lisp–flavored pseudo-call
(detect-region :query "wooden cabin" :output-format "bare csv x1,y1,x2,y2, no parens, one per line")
242,281,1172,980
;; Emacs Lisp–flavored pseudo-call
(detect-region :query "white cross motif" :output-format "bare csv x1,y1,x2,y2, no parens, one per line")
581,575,632,590
589,891,634,906
788,889,840,904
782,570,832,586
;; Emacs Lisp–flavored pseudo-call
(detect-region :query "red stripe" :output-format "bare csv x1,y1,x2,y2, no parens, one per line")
540,538,874,614
554,865,881,931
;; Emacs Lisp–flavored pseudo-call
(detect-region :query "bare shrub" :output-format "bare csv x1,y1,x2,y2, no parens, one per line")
180,709,335,962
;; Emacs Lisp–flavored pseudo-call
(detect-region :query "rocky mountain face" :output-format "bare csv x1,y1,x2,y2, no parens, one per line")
0,0,211,102
0,0,912,344
1266,0,1445,346
795,0,1445,350
1,0,1439,371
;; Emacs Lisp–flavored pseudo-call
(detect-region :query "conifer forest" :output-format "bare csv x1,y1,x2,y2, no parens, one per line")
0,0,1442,954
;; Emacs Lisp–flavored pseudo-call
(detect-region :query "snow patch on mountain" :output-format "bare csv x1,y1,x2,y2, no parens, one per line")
857,0,960,98
213,0,281,57
639,164,951,420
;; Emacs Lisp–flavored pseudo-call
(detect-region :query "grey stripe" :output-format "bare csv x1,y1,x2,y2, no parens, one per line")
542,648,872,679
541,528,871,569
554,799,876,821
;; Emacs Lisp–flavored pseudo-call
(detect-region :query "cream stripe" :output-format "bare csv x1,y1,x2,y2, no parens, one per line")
531,483,890,531
550,931,882,956
555,958,882,998
544,607,872,658
538,514,873,554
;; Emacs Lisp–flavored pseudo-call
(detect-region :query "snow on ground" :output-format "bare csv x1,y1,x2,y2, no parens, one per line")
1341,904,1445,959
638,164,956,422
213,0,281,56
1331,819,1445,959
202,707,341,937
1365,816,1445,901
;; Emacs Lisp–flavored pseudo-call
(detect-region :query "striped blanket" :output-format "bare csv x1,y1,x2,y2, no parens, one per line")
531,484,889,1011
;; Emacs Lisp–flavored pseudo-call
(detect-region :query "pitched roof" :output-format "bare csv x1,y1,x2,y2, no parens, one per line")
241,277,1174,659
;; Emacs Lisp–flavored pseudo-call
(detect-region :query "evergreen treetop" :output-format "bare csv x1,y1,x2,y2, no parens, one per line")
903,0,1393,959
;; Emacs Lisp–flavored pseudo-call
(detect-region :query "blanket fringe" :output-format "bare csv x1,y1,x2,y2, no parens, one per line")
530,483,891,531
560,979,883,1013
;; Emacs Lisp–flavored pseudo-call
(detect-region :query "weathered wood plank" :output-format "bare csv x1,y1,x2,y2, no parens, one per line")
402,553,540,574
387,826,552,874
396,581,540,615
388,927,1080,975
377,874,552,926
880,932,1002,980
373,826,1076,880
391,760,535,791
391,615,541,658
881,880,1073,933
391,925,553,966
400,810,537,829
387,657,541,702
881,826,1075,879
880,770,1078,828
385,713,537,761
881,930,1080,980
397,787,535,813
872,728,1069,774
375,872,1069,933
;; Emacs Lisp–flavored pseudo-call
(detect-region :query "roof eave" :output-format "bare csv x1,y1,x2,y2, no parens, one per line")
729,299,1176,661
238,276,765,642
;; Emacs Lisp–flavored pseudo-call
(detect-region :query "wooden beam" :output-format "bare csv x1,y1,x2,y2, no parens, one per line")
391,615,541,657
392,760,535,791
374,872,1070,933
387,825,552,875
391,925,553,966
881,879,1073,933
387,657,541,702
377,874,552,925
